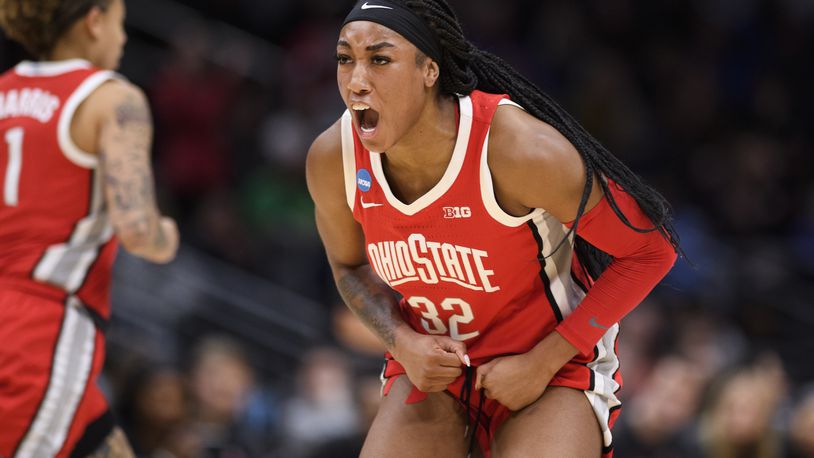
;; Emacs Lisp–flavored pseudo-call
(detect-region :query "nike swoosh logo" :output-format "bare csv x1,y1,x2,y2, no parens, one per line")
360,197,384,209
589,317,609,330
361,2,393,9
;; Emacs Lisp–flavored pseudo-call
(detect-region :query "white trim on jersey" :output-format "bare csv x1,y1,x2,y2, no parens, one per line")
370,95,474,216
496,98,523,110
33,169,114,293
479,127,545,227
340,110,357,211
14,297,96,458
479,98,545,226
14,59,92,78
585,323,622,452
529,211,585,320
57,71,120,169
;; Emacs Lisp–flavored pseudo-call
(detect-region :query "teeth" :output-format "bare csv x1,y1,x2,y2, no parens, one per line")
352,103,370,111
361,126,375,133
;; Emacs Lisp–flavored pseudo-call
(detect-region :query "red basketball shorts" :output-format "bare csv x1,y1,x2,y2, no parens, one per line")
0,289,110,458
381,355,620,458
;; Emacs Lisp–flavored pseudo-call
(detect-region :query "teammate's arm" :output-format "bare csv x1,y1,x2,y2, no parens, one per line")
306,121,466,392
92,81,178,263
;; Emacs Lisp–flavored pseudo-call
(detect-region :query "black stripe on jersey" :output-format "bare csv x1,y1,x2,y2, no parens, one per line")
526,221,563,322
588,368,596,392
611,332,622,394
571,271,589,294
69,410,114,458
11,302,69,457
603,405,623,454
78,295,109,333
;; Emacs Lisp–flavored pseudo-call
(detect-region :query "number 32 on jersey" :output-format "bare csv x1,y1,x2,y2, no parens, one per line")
407,296,479,341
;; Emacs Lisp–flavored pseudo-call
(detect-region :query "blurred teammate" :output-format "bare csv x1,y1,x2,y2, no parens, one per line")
0,0,178,456
306,0,678,456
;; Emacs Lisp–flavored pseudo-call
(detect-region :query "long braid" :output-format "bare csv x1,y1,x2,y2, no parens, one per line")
404,0,680,277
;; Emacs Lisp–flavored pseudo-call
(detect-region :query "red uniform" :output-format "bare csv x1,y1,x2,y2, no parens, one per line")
0,60,120,458
342,91,623,456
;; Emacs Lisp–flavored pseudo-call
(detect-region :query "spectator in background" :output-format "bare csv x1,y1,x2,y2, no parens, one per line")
187,335,279,458
282,347,361,457
118,365,189,457
787,387,814,458
698,355,788,458
613,355,708,458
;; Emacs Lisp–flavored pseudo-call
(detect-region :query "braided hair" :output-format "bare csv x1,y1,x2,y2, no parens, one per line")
0,0,111,58
403,0,681,278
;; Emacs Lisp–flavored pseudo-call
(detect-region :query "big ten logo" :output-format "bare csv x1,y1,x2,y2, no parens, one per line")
443,206,471,219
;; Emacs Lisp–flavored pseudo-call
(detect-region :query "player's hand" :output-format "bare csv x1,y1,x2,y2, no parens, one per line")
149,217,179,263
392,327,469,393
475,352,551,411
475,331,579,411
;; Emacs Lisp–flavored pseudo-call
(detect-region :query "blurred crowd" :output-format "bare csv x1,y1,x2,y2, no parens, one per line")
2,0,814,456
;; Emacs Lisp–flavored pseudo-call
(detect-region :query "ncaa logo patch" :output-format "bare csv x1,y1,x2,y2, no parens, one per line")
357,169,373,192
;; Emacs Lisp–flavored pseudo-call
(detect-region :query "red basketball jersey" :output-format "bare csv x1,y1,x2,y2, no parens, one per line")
0,60,120,319
342,90,600,362
342,90,625,454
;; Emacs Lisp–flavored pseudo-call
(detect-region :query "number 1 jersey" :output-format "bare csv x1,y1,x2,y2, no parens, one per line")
0,60,120,319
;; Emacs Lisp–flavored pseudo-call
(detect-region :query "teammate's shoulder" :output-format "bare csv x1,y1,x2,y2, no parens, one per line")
88,78,146,106
81,79,150,125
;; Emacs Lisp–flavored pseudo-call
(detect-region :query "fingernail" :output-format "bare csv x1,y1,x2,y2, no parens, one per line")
464,354,471,367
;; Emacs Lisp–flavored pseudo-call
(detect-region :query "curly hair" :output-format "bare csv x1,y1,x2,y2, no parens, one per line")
0,0,111,58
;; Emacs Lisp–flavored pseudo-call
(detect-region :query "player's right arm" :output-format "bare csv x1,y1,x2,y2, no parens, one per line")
306,121,466,392
86,81,178,263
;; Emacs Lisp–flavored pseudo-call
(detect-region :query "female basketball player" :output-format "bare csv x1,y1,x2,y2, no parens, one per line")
0,1,178,456
307,0,679,457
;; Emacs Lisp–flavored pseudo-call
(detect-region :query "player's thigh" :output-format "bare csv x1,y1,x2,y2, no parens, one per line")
491,386,601,458
85,427,135,458
361,375,469,458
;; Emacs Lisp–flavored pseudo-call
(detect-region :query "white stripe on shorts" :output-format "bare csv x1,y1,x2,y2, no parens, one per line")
15,297,96,458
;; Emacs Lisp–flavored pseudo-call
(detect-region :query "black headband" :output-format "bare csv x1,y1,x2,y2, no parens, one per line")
342,0,443,63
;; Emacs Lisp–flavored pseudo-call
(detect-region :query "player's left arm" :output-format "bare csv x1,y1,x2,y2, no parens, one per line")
475,104,677,410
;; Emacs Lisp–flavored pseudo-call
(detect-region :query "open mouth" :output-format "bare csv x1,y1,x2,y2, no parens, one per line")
351,102,380,137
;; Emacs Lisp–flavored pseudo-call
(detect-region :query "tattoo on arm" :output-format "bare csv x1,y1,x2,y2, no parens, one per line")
336,267,403,348
115,94,152,128
100,91,162,247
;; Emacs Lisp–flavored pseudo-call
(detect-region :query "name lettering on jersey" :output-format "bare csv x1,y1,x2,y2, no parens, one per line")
367,233,500,292
443,206,471,219
0,88,60,123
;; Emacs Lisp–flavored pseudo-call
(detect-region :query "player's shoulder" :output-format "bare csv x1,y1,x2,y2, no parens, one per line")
305,117,346,202
306,117,343,172
79,78,150,129
86,78,147,111
489,101,578,176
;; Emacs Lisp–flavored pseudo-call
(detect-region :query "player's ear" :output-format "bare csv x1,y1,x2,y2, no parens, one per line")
82,6,106,40
423,57,440,88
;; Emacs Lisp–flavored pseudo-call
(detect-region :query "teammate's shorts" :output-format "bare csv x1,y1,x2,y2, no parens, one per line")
380,355,620,458
0,288,113,458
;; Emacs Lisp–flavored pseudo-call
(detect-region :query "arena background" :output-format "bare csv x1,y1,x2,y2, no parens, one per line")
2,0,814,456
